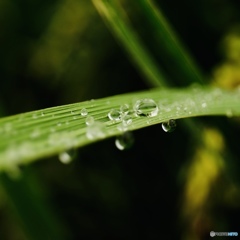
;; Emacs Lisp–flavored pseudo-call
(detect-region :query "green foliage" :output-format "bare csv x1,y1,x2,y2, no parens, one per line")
0,87,240,172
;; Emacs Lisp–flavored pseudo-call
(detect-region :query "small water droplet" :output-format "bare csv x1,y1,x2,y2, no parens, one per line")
57,122,62,126
120,104,129,113
115,131,134,151
134,99,158,117
117,123,128,132
85,115,95,125
86,122,106,139
162,119,177,133
58,149,76,164
108,109,121,121
41,112,45,116
122,114,132,126
81,108,88,116
71,110,75,114
201,102,207,108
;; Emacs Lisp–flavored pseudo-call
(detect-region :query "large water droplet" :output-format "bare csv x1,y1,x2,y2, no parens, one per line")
108,109,121,121
58,149,76,164
115,131,134,150
85,115,95,126
134,99,158,117
162,119,177,133
86,122,106,139
81,108,88,116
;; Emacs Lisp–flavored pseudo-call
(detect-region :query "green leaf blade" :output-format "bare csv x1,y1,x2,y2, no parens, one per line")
0,86,240,172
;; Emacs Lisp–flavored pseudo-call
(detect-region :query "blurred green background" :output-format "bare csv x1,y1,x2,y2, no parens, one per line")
1,0,240,239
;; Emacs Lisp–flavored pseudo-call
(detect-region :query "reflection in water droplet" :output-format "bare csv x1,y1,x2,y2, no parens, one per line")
108,109,121,121
81,108,88,116
162,119,177,133
59,149,76,164
85,116,95,125
115,131,134,151
134,99,158,117
86,122,106,139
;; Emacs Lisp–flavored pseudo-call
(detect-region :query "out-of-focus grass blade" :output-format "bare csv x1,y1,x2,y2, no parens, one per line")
0,86,240,172
137,0,205,85
92,0,168,88
0,170,67,240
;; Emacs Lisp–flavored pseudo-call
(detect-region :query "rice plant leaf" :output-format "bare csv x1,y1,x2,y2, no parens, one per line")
0,87,240,172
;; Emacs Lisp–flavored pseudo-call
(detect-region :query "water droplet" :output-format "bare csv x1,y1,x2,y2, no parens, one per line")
201,102,207,108
58,149,76,164
57,122,62,126
117,123,128,132
122,114,132,126
108,109,121,121
134,99,158,117
120,104,129,113
85,115,95,126
71,110,75,114
81,108,88,116
162,119,177,133
86,122,106,139
41,112,45,116
115,131,134,151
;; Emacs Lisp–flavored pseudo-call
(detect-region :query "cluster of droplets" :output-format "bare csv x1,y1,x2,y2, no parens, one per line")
106,99,176,150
